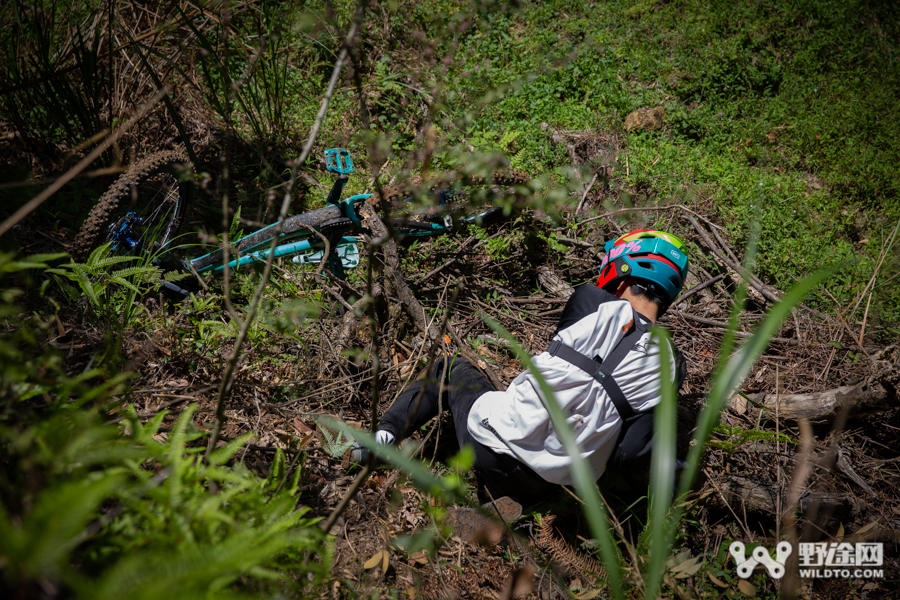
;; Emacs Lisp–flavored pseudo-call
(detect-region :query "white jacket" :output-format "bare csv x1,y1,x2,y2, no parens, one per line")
466,285,676,485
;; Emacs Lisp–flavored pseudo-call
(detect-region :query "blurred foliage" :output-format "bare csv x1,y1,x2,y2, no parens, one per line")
1,0,899,594
0,252,330,598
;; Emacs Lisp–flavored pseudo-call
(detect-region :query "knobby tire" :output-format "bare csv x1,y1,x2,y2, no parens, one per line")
71,150,194,261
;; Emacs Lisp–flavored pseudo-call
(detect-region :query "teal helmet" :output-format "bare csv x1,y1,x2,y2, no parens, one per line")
596,229,690,303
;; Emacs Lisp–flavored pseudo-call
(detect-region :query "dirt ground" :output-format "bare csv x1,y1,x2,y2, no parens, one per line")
14,158,900,600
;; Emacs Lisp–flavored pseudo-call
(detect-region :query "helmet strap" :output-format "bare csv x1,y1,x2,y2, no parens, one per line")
613,277,634,298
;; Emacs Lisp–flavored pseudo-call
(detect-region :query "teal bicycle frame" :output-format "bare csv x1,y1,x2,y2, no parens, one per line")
159,148,498,296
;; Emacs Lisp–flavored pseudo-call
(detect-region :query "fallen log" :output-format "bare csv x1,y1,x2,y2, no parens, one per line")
731,345,899,423
732,379,896,424
718,475,861,517
536,265,574,299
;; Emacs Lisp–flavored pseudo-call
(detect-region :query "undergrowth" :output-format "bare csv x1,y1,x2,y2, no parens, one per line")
1,0,899,598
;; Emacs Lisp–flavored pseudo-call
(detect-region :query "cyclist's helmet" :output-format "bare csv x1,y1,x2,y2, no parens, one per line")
596,229,689,303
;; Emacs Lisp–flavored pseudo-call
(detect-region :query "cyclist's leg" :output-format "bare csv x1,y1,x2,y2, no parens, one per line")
442,360,560,505
378,357,492,442
378,358,452,441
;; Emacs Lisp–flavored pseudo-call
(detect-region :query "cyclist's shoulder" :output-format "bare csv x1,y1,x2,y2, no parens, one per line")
554,284,627,336
567,284,625,314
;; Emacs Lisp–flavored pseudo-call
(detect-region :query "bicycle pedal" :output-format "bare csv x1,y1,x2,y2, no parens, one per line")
325,148,353,174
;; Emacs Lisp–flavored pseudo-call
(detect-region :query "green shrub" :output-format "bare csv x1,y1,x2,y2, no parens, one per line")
0,252,329,598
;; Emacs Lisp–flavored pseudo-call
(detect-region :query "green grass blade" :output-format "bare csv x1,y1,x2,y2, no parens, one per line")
679,266,834,499
643,327,677,600
482,315,625,600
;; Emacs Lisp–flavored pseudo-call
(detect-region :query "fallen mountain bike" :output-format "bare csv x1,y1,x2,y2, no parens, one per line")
71,148,530,296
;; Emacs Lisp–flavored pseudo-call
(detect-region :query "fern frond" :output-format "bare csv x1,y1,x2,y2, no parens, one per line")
534,514,605,578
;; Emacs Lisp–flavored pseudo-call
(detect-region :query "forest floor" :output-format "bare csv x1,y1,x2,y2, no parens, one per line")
4,1,900,597
13,168,900,598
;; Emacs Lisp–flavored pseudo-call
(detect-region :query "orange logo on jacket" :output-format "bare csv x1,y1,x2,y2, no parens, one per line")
622,319,633,334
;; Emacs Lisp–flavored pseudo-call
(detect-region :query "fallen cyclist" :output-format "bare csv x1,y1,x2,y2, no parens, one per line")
353,229,690,507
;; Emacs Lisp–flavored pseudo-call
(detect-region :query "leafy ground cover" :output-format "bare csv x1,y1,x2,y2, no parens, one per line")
2,0,899,598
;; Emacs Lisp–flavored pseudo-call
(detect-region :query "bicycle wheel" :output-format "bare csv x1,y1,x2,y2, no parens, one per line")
71,150,195,261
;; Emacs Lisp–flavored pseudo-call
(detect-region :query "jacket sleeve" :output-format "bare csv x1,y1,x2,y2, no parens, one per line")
553,284,621,337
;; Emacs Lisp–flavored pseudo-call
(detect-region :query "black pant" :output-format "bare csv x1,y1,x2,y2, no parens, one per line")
378,358,559,506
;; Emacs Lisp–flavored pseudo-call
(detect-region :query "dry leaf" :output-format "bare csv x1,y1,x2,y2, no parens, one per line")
836,523,845,541
382,549,390,574
673,549,691,564
708,573,729,588
675,560,704,578
670,555,702,574
855,521,878,535
664,574,677,589
293,418,313,434
575,591,601,599
737,579,756,596
408,550,428,565
698,488,715,500
364,551,383,570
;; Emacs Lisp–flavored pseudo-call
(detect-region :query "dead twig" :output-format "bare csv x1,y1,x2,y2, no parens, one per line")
782,419,814,600
572,203,727,233
677,274,726,304
575,172,598,214
667,310,800,345
0,87,167,238
206,13,362,462
446,319,503,390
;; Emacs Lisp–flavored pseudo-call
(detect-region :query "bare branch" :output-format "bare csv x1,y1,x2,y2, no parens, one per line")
0,87,168,239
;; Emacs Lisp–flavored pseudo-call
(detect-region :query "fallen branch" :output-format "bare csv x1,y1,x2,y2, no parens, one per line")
677,274,726,303
667,310,799,345
719,474,860,516
358,201,440,341
732,377,897,424
683,215,780,305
